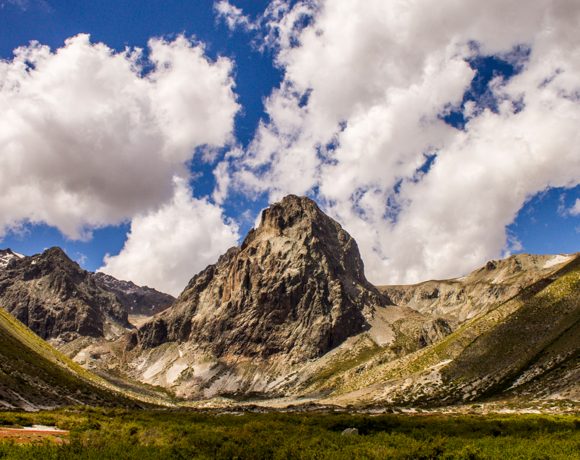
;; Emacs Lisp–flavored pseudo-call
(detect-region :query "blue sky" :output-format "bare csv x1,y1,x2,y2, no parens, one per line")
1,0,579,293
0,0,275,268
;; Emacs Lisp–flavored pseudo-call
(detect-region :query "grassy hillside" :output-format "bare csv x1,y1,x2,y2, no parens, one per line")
441,256,580,398
0,307,138,409
301,255,579,407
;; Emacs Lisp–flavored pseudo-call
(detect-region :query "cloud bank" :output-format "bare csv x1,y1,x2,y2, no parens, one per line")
0,33,240,292
100,178,239,296
222,0,580,284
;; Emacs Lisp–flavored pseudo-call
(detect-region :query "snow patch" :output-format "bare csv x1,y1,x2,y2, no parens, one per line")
22,425,67,432
543,255,572,269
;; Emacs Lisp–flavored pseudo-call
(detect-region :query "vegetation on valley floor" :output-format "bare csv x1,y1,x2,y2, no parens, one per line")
0,408,578,459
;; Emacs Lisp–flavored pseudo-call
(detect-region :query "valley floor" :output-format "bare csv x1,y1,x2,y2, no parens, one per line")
0,407,578,459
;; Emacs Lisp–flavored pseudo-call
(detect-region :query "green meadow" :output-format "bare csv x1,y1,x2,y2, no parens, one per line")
0,408,578,459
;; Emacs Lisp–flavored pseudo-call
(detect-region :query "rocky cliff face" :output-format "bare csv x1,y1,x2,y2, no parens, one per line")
92,272,174,316
133,195,389,363
0,247,131,341
122,196,392,396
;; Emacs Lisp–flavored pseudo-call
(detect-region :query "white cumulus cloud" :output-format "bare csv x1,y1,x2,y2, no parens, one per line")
223,0,580,284
214,0,255,31
569,199,580,216
99,178,239,296
1,33,241,292
0,33,239,239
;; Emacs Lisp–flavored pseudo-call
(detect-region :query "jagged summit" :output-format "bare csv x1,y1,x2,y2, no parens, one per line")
93,272,175,316
239,194,372,290
132,194,390,366
253,194,331,234
21,247,85,280
0,247,131,341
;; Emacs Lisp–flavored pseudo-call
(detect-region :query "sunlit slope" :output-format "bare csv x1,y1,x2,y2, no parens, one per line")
440,256,579,399
310,255,579,406
0,306,135,409
379,253,576,322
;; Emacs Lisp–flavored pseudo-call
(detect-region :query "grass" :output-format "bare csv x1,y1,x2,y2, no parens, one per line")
302,336,382,390
0,408,578,459
0,304,174,409
0,307,130,408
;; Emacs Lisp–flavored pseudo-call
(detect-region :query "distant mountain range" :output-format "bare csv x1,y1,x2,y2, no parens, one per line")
0,248,174,343
0,195,577,410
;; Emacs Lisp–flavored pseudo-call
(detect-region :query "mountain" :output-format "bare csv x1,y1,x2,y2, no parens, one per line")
0,247,131,342
124,195,397,396
297,253,579,407
119,195,577,406
0,305,136,410
379,253,577,322
0,196,575,410
0,247,175,344
92,272,174,316
0,248,23,269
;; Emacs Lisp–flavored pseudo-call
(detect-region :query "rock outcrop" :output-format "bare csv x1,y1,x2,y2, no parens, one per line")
132,195,390,364
92,272,174,316
0,247,131,341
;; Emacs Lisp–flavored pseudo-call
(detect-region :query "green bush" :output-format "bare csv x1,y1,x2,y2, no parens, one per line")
0,409,577,459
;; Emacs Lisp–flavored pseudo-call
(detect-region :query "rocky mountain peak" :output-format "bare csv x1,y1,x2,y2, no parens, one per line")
240,195,369,284
0,248,23,269
132,195,390,364
0,247,130,341
257,194,325,233
20,247,85,283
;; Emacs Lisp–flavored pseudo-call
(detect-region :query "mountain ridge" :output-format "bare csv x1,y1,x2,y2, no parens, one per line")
0,247,175,343
0,195,577,411
92,272,174,316
379,253,577,322
0,304,137,410
0,247,130,341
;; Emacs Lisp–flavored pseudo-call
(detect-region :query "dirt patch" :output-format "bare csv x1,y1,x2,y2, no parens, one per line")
0,427,69,444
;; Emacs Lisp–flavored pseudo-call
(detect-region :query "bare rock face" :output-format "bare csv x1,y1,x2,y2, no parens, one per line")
379,253,577,322
92,272,174,316
133,195,389,364
0,247,131,341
